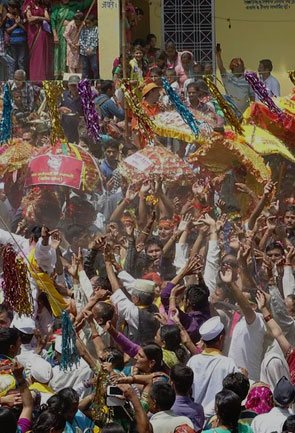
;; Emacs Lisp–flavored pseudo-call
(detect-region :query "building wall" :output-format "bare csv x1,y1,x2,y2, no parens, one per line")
215,0,295,96
149,0,163,45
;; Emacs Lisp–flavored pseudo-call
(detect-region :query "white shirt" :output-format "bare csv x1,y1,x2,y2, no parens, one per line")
187,350,238,417
228,313,266,381
251,406,291,433
16,344,43,377
110,288,139,341
150,410,193,433
204,239,220,295
255,74,280,100
260,350,290,391
50,358,92,396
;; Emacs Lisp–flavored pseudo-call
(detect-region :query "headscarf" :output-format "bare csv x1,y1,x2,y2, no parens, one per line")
245,384,273,414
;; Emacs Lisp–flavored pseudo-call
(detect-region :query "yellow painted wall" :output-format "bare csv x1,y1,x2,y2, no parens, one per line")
149,0,162,45
98,0,120,79
148,0,295,95
215,0,295,96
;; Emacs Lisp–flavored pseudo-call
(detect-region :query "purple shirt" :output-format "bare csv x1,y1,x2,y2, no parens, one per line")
161,282,211,343
171,395,205,432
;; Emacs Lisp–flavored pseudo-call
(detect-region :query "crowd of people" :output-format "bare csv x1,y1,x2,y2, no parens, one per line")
0,2,295,433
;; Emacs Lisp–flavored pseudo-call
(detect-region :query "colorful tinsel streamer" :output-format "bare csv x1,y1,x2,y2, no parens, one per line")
1,244,33,316
60,310,80,371
244,72,286,121
91,368,112,427
43,81,65,144
203,77,244,135
78,79,100,142
289,71,295,86
0,84,13,144
162,77,200,136
121,81,155,142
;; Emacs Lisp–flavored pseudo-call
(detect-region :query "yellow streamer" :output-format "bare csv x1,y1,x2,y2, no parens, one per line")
43,81,66,144
203,77,244,135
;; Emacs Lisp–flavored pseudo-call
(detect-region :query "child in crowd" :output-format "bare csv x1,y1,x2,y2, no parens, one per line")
4,0,27,73
183,62,204,97
166,68,180,93
64,12,84,74
79,16,98,79
129,44,147,84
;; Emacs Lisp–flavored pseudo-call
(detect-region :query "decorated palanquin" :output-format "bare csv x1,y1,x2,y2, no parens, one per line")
118,145,195,184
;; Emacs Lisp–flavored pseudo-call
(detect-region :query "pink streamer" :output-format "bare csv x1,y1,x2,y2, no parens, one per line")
244,71,286,121
78,79,100,142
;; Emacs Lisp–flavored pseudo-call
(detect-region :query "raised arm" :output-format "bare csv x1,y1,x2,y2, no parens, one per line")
248,181,275,230
220,266,256,324
216,44,226,75
256,290,292,356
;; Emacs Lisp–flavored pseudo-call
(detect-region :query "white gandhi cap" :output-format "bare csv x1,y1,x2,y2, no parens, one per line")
199,316,224,342
13,316,36,334
30,357,53,383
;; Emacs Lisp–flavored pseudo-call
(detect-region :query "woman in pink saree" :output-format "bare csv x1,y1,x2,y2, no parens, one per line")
22,0,52,81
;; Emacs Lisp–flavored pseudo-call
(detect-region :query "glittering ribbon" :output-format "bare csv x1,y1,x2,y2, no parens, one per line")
60,310,80,371
289,71,295,86
0,84,13,144
121,81,155,142
244,72,286,121
203,77,244,135
43,81,65,144
78,79,100,142
162,77,200,136
1,244,33,316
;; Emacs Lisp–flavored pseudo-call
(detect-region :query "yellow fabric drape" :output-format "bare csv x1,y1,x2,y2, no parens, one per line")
28,249,69,317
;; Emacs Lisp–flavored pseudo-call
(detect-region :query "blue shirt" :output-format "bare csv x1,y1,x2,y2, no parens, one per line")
64,410,94,433
100,159,116,181
172,395,205,431
5,17,26,45
95,94,125,121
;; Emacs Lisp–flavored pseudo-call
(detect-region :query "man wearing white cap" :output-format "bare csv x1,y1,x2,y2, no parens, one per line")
106,259,159,344
187,316,239,418
29,357,54,405
13,315,44,378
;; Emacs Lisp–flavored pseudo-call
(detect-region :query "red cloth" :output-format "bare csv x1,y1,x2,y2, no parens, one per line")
249,103,295,148
287,347,295,385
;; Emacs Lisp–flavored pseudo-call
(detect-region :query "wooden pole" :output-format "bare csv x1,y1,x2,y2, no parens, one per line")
121,0,129,140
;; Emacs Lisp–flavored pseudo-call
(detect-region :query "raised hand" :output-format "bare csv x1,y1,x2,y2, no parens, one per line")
219,265,234,284
184,255,203,276
285,246,295,266
263,180,277,197
255,290,267,311
50,230,61,250
178,213,192,232
154,312,168,326
125,183,139,202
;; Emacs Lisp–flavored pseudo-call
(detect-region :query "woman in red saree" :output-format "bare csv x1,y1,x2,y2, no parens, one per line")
22,0,52,81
